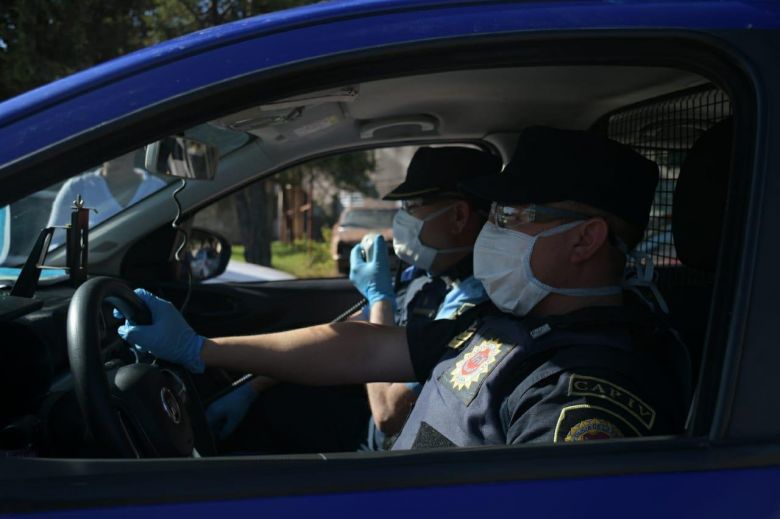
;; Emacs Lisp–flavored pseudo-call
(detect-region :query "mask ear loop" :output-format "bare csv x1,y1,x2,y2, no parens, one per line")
618,239,670,314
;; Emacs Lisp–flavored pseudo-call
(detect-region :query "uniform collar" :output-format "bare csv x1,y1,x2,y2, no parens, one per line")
521,303,664,336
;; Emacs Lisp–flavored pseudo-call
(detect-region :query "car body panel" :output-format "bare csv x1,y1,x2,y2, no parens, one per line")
2,0,780,516
2,1,780,178
6,462,780,517
713,30,780,441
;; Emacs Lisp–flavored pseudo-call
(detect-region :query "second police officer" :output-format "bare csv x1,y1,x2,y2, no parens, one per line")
349,146,500,449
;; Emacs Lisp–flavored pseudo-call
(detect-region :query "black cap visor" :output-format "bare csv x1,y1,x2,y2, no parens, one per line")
459,173,542,205
382,184,441,200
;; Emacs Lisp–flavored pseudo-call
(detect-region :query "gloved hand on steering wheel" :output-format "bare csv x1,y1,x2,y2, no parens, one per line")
113,288,205,373
206,382,259,440
349,234,394,306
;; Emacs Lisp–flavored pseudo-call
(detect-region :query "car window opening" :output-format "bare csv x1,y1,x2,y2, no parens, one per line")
0,64,739,459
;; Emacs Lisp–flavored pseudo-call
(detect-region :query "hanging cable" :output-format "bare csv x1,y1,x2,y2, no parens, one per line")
171,178,193,313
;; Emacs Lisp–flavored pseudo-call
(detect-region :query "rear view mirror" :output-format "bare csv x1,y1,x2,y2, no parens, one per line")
144,136,218,180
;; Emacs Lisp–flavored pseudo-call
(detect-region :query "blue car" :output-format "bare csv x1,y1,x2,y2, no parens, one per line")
1,1,779,516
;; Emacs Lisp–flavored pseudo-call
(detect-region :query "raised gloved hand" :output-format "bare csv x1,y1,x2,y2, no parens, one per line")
349,234,394,306
206,382,258,440
113,288,205,373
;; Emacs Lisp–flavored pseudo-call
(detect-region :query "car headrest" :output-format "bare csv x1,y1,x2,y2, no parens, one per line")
672,117,733,272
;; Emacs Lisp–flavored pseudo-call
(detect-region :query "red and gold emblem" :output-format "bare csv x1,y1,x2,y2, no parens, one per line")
449,340,502,391
564,418,624,442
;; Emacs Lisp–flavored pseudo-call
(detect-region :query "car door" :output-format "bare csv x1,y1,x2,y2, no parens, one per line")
2,1,780,516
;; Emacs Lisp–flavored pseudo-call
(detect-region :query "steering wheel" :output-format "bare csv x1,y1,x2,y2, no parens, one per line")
67,276,205,457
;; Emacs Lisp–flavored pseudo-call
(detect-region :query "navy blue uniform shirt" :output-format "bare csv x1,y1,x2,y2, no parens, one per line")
393,303,690,449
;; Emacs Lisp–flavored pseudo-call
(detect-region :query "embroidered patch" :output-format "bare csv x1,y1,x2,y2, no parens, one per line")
554,404,640,443
450,340,502,391
564,418,624,442
440,336,513,406
447,322,478,350
568,374,656,430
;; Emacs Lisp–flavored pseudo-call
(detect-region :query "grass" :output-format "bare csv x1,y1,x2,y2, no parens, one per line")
230,241,337,278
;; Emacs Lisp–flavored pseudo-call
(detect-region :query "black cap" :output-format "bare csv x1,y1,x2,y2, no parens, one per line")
383,147,502,200
460,126,659,231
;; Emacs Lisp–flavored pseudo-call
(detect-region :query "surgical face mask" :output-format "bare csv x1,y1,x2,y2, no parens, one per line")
474,221,622,316
392,205,471,272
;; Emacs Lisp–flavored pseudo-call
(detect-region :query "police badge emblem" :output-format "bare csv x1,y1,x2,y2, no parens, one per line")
554,404,639,442
440,334,513,405
449,340,502,391
564,418,624,441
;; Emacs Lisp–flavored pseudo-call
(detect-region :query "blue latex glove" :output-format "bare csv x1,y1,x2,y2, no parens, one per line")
113,288,205,373
349,234,394,306
206,383,258,440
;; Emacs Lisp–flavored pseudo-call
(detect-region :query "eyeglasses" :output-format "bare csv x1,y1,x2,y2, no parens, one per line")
488,203,592,229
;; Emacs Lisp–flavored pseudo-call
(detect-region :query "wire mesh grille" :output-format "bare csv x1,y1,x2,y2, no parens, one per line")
607,87,732,268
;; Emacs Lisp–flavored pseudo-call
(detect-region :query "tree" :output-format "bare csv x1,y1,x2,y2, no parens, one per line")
237,151,377,265
0,1,316,100
0,0,155,100
140,0,315,42
234,180,276,265
282,152,379,199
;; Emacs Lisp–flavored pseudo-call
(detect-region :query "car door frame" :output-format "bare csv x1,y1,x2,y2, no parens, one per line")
1,5,779,514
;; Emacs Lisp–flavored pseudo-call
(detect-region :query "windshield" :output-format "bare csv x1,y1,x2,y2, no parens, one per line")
340,208,397,228
0,150,173,273
0,123,249,279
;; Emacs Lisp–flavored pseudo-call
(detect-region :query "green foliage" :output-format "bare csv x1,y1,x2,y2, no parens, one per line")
0,0,316,100
140,0,315,44
320,225,332,247
273,239,333,277
232,240,336,278
279,151,378,198
0,0,155,99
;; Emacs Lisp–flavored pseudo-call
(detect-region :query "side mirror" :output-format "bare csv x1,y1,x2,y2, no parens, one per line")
186,228,231,281
145,136,218,181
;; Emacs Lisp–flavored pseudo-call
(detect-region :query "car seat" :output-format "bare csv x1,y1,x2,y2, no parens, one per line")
660,117,733,426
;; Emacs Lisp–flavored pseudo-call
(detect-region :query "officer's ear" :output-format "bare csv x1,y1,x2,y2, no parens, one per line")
450,200,471,234
570,217,610,264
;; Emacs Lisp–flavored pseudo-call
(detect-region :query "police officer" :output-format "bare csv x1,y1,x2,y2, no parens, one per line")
117,126,690,447
350,147,500,449
205,147,499,448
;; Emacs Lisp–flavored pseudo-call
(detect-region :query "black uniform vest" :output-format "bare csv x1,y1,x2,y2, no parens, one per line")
393,307,690,449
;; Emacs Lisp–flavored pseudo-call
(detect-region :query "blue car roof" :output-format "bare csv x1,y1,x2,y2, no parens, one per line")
0,0,778,173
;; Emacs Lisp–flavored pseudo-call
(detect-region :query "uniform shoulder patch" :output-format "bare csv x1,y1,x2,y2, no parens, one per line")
440,336,513,406
568,374,656,430
565,418,623,442
449,339,503,390
554,404,639,443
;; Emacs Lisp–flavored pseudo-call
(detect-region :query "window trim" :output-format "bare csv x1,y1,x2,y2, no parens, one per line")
0,29,766,512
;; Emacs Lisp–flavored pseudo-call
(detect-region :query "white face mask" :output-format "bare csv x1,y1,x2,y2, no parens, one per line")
392,205,472,273
474,221,623,316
